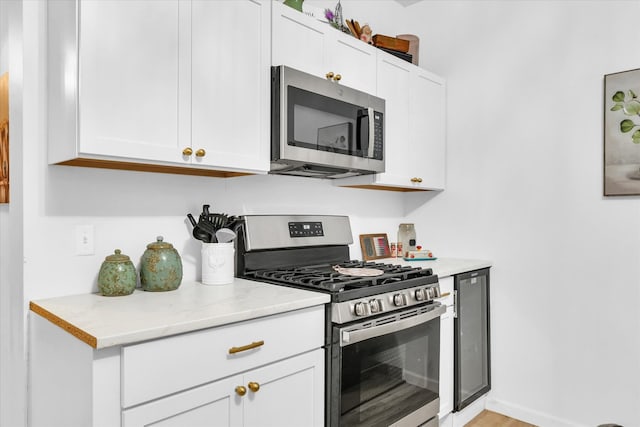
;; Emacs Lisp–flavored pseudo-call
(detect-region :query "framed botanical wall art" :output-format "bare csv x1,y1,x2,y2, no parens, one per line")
0,72,8,204
604,68,640,196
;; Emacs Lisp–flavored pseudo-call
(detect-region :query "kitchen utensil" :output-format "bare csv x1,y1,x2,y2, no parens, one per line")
188,214,211,242
215,228,236,244
196,217,219,242
140,236,183,292
332,265,384,277
98,249,137,296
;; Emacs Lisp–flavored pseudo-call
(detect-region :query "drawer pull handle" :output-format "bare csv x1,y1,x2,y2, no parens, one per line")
235,386,247,396
439,292,451,298
228,340,264,354
248,382,260,393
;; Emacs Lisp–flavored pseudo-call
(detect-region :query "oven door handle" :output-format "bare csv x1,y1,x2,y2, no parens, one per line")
340,304,446,347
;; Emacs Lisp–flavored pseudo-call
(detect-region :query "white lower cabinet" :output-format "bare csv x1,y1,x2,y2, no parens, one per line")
30,305,325,427
122,349,324,427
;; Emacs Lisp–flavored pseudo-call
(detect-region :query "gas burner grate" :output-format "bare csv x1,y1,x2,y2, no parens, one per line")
248,260,433,294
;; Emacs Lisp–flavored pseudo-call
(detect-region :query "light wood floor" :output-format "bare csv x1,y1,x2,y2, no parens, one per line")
465,410,537,427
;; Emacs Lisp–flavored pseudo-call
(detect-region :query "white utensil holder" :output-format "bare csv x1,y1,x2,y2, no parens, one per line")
201,242,235,285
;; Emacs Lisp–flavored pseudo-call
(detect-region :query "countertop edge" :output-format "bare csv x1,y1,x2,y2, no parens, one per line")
30,301,98,348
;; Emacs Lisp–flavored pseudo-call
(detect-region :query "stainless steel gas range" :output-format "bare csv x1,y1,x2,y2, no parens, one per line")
236,215,444,427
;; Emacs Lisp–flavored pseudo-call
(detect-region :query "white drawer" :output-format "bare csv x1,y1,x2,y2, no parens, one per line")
121,305,325,408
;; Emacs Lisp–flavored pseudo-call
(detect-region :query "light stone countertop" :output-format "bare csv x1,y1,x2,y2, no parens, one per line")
30,278,329,349
375,257,492,277
30,258,488,350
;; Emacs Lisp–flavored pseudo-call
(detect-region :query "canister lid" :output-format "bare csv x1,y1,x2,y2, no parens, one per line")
105,249,130,262
146,236,174,250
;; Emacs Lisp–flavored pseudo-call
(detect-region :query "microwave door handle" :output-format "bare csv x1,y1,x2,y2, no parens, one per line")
340,304,445,346
367,107,375,158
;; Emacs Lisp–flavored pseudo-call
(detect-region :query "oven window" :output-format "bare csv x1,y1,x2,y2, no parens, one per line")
288,86,367,156
340,317,440,427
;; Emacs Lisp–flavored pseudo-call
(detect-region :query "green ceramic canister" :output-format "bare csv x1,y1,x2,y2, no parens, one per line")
140,236,183,292
98,249,137,296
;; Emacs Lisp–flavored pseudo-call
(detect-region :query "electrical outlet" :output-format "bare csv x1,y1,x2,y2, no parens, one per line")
75,225,94,256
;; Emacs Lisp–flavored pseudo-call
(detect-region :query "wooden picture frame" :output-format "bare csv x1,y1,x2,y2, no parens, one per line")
0,72,8,204
359,233,391,261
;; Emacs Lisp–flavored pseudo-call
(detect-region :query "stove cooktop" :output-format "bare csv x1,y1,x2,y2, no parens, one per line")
246,260,437,302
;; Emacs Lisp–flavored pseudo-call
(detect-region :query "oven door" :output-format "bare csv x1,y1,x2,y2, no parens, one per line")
331,303,445,427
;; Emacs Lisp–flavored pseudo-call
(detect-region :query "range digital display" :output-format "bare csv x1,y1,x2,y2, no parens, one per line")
288,221,324,237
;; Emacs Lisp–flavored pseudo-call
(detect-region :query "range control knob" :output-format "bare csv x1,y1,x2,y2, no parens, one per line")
433,286,441,298
369,299,382,314
354,302,367,316
393,293,406,307
424,288,433,300
414,289,425,301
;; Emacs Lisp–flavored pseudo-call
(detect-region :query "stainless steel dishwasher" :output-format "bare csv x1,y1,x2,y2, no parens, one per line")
454,268,491,411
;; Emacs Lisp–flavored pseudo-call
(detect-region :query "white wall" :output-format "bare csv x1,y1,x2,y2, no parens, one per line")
400,1,640,426
0,1,27,426
3,1,640,426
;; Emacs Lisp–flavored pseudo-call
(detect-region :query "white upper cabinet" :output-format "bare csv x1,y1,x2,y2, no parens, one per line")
410,68,446,190
77,1,186,163
48,0,270,176
272,2,377,94
337,54,447,191
191,0,270,173
374,53,413,188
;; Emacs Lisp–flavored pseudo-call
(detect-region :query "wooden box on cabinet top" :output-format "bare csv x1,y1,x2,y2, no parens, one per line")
48,0,271,177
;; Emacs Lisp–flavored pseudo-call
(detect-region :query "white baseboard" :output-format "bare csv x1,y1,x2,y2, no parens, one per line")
485,397,588,427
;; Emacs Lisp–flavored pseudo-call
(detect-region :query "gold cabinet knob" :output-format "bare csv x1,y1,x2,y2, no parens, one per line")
235,386,247,396
195,148,206,157
248,382,260,393
333,74,342,82
325,71,334,80
182,147,193,156
410,177,418,183
416,177,423,183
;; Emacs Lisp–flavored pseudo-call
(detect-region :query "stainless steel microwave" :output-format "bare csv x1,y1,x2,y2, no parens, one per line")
271,66,385,179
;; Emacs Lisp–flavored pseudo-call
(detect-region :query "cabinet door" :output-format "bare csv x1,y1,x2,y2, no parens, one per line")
410,69,446,190
438,276,454,417
271,2,326,77
439,305,454,417
191,0,270,173
122,375,243,427
324,34,377,94
374,54,412,187
243,349,324,427
79,1,188,163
